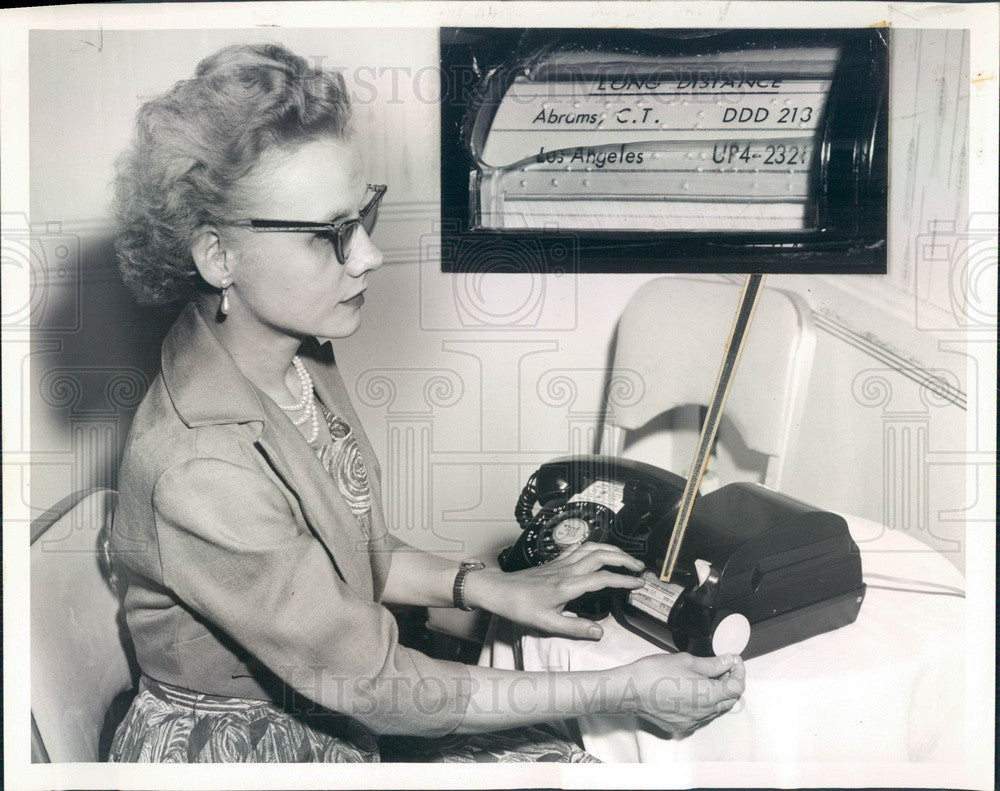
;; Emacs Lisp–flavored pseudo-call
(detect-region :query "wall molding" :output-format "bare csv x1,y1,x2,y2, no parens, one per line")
723,273,970,411
813,310,966,410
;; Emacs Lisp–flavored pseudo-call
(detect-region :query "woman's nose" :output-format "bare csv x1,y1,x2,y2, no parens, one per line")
345,227,383,276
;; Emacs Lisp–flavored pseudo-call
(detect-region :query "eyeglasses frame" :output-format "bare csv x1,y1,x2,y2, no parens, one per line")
225,183,388,265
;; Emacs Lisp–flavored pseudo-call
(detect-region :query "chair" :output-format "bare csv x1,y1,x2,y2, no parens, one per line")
30,488,138,762
600,276,816,489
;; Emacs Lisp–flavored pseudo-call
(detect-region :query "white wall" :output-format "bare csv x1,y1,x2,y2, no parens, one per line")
24,28,979,574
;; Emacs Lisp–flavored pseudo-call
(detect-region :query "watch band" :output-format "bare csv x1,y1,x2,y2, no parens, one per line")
453,559,486,612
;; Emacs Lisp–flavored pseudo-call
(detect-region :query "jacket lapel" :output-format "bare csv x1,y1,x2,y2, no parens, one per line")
256,403,375,600
161,305,376,600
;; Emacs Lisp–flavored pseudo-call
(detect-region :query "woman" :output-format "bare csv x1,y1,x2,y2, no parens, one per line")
108,42,745,763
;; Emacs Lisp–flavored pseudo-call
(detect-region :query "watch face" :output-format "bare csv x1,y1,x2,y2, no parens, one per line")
462,560,486,570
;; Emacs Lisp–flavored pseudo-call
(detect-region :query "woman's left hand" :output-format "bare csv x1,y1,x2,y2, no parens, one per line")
462,542,646,640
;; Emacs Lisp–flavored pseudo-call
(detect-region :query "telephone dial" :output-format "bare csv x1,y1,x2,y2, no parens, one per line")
499,455,866,659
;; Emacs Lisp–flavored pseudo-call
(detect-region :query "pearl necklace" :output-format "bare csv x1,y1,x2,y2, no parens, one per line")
277,355,319,444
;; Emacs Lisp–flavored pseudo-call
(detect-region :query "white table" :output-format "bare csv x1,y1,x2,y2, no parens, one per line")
481,516,966,763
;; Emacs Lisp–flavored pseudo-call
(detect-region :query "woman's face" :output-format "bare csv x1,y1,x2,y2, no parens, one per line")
225,135,383,340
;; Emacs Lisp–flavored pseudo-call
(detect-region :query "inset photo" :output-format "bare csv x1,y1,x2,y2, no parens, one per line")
440,28,889,273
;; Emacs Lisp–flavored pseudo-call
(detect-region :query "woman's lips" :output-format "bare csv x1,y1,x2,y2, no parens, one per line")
343,291,365,307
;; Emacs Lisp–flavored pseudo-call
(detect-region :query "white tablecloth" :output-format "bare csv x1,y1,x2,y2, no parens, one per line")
481,516,966,763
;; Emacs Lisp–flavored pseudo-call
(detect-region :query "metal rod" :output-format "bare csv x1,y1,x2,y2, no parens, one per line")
659,273,766,582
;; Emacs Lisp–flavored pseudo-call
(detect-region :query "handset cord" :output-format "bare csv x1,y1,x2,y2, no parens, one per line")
514,474,538,528
863,571,965,598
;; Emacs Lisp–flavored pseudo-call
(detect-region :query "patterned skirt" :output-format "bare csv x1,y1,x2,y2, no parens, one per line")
109,676,598,763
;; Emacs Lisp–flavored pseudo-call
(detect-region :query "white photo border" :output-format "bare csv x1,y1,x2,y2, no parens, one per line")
2,2,996,790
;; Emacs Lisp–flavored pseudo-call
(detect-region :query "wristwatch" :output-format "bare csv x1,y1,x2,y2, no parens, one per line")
452,559,486,611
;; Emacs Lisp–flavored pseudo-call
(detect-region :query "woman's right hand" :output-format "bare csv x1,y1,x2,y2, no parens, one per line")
622,652,746,736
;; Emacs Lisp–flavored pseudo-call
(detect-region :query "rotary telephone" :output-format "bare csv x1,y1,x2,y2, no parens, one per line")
498,454,866,658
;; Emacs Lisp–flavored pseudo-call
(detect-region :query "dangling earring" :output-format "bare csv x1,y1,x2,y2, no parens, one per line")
219,278,231,316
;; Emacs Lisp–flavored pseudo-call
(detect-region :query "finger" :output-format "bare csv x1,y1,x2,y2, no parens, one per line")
565,544,645,571
681,676,735,708
687,653,738,679
567,549,646,576
568,570,646,595
723,671,746,698
694,697,738,728
549,541,588,563
540,612,606,640
712,696,738,714
725,658,747,687
563,541,633,559
718,658,746,692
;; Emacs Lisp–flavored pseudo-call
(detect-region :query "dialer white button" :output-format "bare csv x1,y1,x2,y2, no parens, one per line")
551,518,590,547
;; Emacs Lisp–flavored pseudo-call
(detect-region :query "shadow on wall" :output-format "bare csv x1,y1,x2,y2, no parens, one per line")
29,229,179,514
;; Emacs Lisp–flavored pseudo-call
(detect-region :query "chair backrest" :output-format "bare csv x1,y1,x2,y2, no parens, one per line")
30,488,138,762
600,276,816,489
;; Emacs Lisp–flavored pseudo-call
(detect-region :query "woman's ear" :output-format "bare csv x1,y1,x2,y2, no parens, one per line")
190,225,234,288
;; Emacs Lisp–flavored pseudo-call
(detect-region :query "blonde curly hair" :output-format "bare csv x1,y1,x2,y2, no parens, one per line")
113,43,353,304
